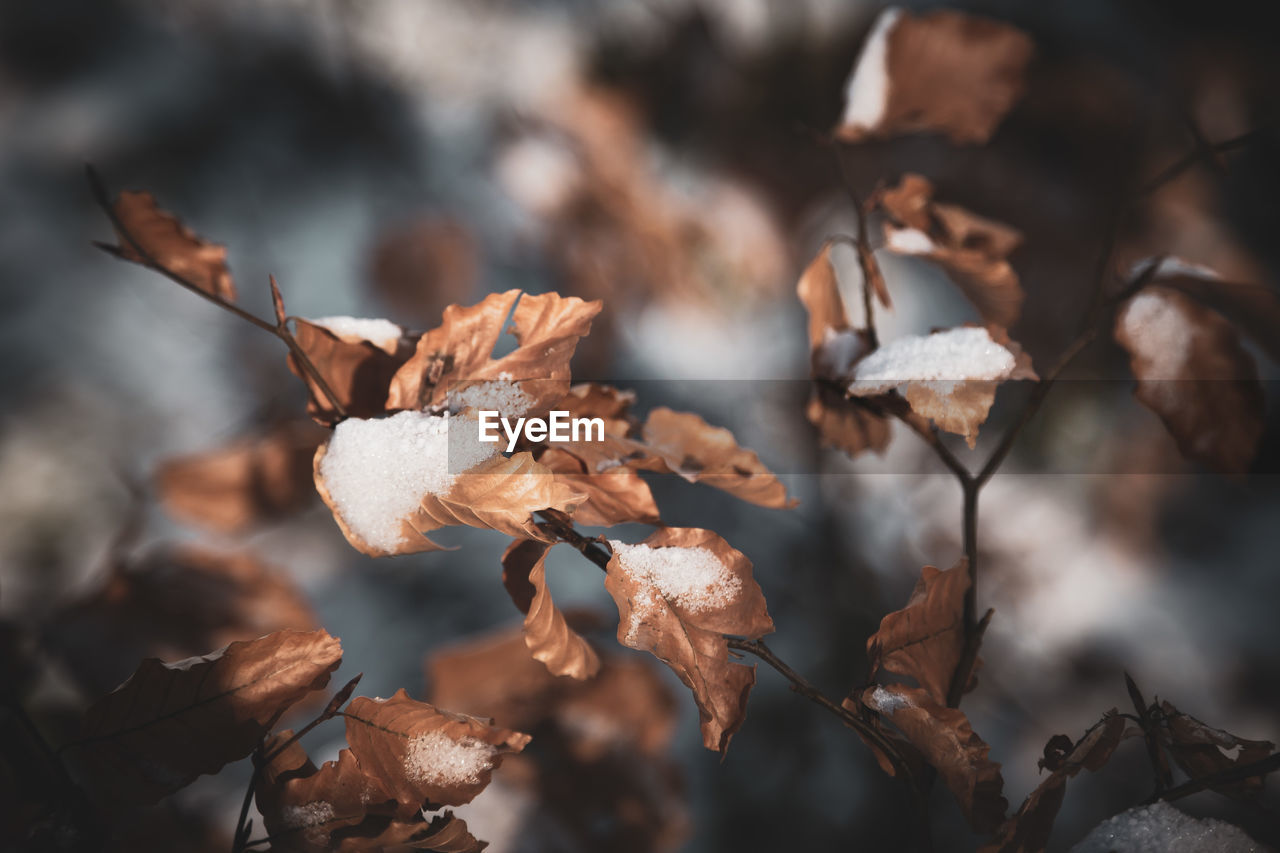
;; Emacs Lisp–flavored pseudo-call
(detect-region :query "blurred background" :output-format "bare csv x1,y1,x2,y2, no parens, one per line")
1,0,1278,850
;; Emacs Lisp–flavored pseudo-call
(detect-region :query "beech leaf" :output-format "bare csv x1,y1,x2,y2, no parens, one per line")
288,317,416,425
863,684,1006,833
501,539,602,679
605,527,773,754
867,561,969,705
1115,286,1265,474
1145,257,1280,363
836,7,1033,145
106,190,237,301
64,629,342,807
537,447,661,527
1156,700,1275,799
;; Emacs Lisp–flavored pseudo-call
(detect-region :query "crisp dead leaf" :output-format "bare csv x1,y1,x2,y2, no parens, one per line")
1142,258,1280,363
797,244,852,353
875,174,1024,327
836,8,1033,145
538,448,660,527
605,527,772,754
64,629,341,807
502,539,602,679
1115,286,1264,474
155,421,323,533
387,290,601,417
640,408,796,509
863,684,1006,833
288,317,416,425
106,191,236,301
342,690,529,814
1156,700,1275,799
805,385,893,458
45,546,318,698
982,713,1127,853
868,561,968,705
848,325,1035,447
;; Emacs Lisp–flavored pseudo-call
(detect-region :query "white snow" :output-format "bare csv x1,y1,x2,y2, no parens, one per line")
839,8,902,134
450,373,536,417
404,730,499,787
1070,802,1263,853
867,685,911,714
281,801,335,829
848,327,1016,395
319,411,495,551
885,226,936,255
609,541,741,630
1118,291,1194,379
308,316,404,349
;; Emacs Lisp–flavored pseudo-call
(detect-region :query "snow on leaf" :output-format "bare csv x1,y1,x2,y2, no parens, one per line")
862,683,1007,834
604,527,772,754
342,690,529,813
501,539,602,680
835,8,1033,145
64,629,342,808
849,326,1034,447
867,561,969,705
1114,287,1264,474
982,713,1128,853
107,190,237,301
875,174,1025,327
1139,256,1280,363
288,317,416,425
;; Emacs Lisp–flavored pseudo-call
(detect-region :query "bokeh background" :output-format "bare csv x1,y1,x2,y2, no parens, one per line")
2,0,1278,850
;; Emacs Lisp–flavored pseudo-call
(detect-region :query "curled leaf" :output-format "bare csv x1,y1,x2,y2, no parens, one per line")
1156,700,1275,799
106,190,236,301
288,317,416,425
64,629,342,807
867,561,968,705
1115,286,1265,474
863,684,1006,833
875,174,1024,327
1143,257,1280,363
502,539,602,679
605,527,773,754
538,447,660,527
836,7,1033,145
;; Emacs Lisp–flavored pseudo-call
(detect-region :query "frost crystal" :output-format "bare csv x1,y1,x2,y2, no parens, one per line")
404,731,498,787
308,316,403,349
1070,801,1263,853
840,8,903,134
867,685,911,714
1118,291,1194,378
609,541,741,632
849,327,1016,395
281,801,335,829
320,411,495,551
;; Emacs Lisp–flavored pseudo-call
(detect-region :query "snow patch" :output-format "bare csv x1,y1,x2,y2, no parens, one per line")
849,327,1016,395
1118,291,1194,378
450,373,536,417
308,316,403,349
1070,801,1263,853
885,226,936,255
609,541,741,641
281,801,335,829
404,731,499,787
319,411,496,551
867,685,911,714
840,8,902,134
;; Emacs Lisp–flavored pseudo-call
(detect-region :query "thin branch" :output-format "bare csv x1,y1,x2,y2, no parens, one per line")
1152,752,1280,804
832,148,883,348
1135,129,1261,199
86,164,348,420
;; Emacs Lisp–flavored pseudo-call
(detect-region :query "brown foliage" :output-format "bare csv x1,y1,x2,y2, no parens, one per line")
501,539,602,679
107,190,237,301
288,318,417,425
867,561,969,705
1156,700,1275,799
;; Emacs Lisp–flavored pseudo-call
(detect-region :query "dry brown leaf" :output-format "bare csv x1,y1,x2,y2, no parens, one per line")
1115,286,1264,474
805,385,893,459
538,447,661,527
1139,258,1280,364
342,690,530,814
605,527,773,754
836,8,1033,145
64,629,341,807
640,408,796,509
1156,700,1275,799
155,422,323,533
848,325,1036,447
875,174,1024,327
502,539,602,679
387,290,601,417
369,217,478,329
45,546,318,698
108,191,236,301
863,684,1006,834
867,561,968,705
288,318,416,425
982,713,1127,853
797,244,852,353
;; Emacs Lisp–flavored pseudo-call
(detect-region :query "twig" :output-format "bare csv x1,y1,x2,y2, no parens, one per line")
1152,752,1280,804
832,148,882,348
1124,672,1173,795
1135,129,1260,199
86,164,348,420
